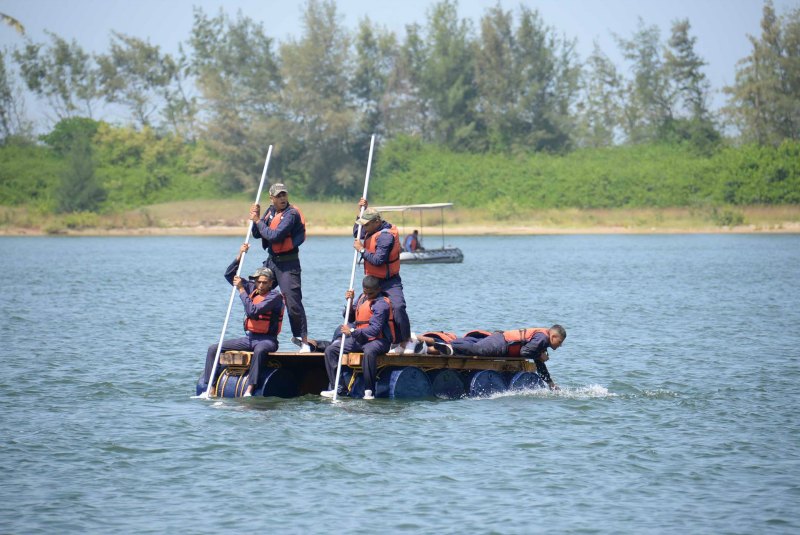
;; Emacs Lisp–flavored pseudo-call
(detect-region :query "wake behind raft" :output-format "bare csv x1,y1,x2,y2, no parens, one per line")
195,344,548,400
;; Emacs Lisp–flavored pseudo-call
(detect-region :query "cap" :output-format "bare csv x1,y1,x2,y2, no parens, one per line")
356,207,381,225
249,267,274,280
269,183,288,196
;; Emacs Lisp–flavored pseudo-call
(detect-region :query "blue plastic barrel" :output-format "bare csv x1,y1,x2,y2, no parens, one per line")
341,368,365,398
377,366,432,399
428,369,465,399
256,367,299,398
507,371,546,391
218,368,249,398
464,369,507,397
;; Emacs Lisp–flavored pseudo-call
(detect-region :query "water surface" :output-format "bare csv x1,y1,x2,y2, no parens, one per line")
1,234,798,533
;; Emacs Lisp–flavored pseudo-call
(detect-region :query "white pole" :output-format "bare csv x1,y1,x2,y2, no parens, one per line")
333,135,376,402
200,145,273,399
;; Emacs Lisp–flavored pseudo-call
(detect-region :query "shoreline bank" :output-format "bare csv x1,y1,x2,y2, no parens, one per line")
2,222,799,236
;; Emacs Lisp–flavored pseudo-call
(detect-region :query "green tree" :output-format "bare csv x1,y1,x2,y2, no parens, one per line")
187,7,283,192
419,0,478,149
724,1,800,145
351,17,398,142
96,32,178,128
1,12,25,35
575,42,623,147
56,131,106,213
615,20,672,143
13,32,99,120
279,0,358,196
383,23,429,138
0,48,32,141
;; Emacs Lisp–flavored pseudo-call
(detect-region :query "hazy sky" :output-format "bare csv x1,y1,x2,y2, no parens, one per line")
1,0,797,123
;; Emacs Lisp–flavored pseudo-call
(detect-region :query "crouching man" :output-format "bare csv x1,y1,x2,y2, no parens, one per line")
201,243,284,397
321,276,394,400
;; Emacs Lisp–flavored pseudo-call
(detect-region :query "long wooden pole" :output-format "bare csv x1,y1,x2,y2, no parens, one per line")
199,146,273,399
333,135,376,402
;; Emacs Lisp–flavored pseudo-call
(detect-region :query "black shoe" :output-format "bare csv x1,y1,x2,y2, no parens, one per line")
433,342,454,356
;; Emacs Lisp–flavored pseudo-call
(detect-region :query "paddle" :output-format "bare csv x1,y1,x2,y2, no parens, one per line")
199,145,273,399
333,135,376,402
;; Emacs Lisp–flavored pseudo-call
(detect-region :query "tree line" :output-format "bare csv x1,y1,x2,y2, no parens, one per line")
0,0,799,213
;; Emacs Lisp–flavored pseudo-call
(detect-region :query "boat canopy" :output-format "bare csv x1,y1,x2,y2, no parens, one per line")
371,203,453,212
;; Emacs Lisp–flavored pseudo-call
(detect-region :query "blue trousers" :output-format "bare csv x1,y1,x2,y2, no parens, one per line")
451,332,508,357
203,334,278,390
380,275,411,344
265,257,307,339
324,328,391,393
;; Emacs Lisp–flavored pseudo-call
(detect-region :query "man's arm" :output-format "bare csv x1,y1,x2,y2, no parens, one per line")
253,207,298,242
520,332,549,359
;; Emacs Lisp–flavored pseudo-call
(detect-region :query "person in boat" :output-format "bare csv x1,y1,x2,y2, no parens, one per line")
250,182,311,353
321,275,394,400
403,230,425,252
201,244,285,397
429,325,567,390
352,200,414,354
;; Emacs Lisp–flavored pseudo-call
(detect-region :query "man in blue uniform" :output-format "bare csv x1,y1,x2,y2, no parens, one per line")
250,183,310,352
353,200,414,354
434,325,567,390
201,244,285,397
321,276,393,400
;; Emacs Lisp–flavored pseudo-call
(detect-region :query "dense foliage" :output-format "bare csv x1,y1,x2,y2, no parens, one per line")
373,136,800,212
1,1,798,212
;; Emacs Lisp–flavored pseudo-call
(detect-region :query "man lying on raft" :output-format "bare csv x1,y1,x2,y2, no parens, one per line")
417,325,567,390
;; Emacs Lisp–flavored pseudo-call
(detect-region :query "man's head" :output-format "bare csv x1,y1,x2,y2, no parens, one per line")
356,207,382,232
269,183,289,210
249,267,274,295
548,324,567,349
362,275,381,299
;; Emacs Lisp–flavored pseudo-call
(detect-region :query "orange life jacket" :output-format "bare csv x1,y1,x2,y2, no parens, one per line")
502,327,551,357
463,329,493,339
244,290,284,335
421,331,457,343
266,205,306,254
364,224,401,279
354,294,396,342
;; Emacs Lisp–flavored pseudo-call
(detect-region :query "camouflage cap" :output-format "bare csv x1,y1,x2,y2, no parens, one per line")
356,207,381,225
269,183,288,196
249,267,274,280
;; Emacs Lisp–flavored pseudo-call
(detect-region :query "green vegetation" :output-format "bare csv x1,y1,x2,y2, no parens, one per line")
0,0,798,229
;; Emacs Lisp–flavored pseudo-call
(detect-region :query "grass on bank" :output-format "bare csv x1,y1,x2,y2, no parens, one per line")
2,200,799,234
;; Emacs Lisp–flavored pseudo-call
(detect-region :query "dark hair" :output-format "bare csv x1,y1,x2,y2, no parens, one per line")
550,324,567,339
362,275,381,291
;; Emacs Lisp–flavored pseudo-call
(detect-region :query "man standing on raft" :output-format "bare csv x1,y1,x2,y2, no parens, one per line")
353,199,415,354
250,183,311,353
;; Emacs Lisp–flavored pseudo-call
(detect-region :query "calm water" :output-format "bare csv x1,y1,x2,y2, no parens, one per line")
1,234,799,534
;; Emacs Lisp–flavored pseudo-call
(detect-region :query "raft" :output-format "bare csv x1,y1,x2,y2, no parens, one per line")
196,349,547,400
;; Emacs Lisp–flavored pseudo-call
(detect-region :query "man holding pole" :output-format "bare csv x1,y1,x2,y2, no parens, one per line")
201,244,285,397
250,183,310,353
321,276,393,400
353,200,414,354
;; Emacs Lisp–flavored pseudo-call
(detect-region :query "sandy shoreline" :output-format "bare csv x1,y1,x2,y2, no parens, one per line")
2,222,799,236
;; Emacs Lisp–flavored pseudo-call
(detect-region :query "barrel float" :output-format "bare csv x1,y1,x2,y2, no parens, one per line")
507,371,546,391
463,370,507,397
217,368,249,398
376,366,432,399
428,369,465,399
341,368,365,398
255,367,299,398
